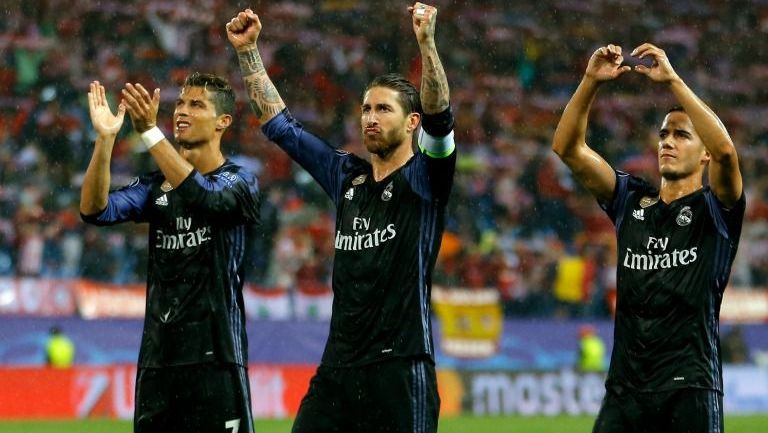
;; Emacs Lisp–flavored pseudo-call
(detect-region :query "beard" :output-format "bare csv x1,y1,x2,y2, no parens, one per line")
363,128,408,158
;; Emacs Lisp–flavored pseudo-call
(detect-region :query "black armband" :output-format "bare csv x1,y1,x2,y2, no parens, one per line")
421,105,454,137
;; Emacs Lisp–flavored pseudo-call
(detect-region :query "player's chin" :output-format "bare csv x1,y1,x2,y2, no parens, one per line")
363,137,383,153
176,138,204,150
659,167,686,181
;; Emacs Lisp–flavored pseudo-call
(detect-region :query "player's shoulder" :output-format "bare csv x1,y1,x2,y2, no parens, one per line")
617,170,658,197
217,160,258,182
339,151,371,178
121,171,163,189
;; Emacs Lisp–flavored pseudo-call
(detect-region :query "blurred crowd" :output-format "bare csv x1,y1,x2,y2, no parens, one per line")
1,0,767,319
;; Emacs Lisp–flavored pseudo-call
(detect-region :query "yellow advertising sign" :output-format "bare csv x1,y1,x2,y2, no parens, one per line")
432,286,503,358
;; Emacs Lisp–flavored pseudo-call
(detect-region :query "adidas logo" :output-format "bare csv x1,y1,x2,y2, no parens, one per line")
632,208,644,221
344,188,354,201
155,194,169,206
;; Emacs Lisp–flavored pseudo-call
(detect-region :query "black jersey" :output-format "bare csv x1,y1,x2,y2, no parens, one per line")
82,161,260,368
263,111,456,367
600,171,745,392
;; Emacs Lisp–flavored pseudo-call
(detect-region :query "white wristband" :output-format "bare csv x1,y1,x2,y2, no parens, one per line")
140,126,165,150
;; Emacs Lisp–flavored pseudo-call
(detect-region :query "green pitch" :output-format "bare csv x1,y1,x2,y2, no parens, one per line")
0,415,765,432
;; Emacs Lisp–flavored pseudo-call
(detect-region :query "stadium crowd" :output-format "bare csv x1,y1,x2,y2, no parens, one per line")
1,0,766,318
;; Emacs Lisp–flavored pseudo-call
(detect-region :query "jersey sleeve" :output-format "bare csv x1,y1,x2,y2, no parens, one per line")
405,107,457,203
261,110,348,205
80,175,152,226
705,190,746,240
599,170,655,229
405,147,457,204
174,167,260,225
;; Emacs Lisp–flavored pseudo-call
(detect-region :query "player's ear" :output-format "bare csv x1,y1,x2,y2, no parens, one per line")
216,114,233,131
406,112,421,133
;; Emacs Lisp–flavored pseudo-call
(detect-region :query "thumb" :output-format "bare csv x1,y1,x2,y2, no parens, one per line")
153,89,160,104
616,65,632,76
634,65,650,75
116,103,126,123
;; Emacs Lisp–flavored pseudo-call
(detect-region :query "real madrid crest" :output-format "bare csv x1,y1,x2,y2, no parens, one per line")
352,174,367,186
676,206,692,226
381,181,393,201
639,196,659,209
161,180,174,192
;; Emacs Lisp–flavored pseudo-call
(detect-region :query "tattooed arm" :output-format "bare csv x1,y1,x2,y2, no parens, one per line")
226,9,286,123
409,2,449,114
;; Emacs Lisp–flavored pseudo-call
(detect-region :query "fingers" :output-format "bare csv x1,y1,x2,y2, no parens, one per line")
409,2,436,22
120,83,158,128
89,81,103,107
595,44,624,64
631,42,663,59
616,65,632,76
87,82,97,111
98,81,108,106
634,65,651,76
121,83,152,109
245,8,259,23
226,9,259,33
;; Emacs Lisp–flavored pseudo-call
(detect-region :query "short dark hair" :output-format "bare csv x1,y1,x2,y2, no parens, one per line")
364,73,422,114
667,105,685,114
183,72,235,116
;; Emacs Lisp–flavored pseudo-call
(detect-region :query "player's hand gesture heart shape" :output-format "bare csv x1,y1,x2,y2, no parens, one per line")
585,44,632,83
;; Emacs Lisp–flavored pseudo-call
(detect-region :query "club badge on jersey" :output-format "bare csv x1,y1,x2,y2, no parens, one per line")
676,206,693,226
381,181,393,201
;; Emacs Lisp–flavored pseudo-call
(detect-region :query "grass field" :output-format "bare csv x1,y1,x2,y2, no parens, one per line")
0,415,766,433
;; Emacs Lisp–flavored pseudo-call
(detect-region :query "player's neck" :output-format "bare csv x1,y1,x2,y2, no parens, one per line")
180,141,226,174
659,176,703,204
370,141,414,182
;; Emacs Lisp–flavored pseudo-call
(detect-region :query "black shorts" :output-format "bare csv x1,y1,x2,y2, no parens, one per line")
593,387,724,433
292,356,440,433
134,364,254,433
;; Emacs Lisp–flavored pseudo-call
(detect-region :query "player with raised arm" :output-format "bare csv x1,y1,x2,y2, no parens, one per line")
227,3,454,432
81,74,259,433
552,43,744,433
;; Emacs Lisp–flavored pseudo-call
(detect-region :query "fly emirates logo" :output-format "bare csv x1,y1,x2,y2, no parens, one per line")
335,217,396,251
622,236,698,271
155,217,212,250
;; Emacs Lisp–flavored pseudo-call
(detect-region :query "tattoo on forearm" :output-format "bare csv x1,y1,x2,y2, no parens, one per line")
248,100,263,118
238,48,264,76
239,47,286,119
245,76,284,118
421,51,450,113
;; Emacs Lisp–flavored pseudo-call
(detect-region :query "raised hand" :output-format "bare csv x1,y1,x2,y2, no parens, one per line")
631,43,679,83
585,44,632,83
121,83,160,133
409,2,437,44
87,81,125,137
226,8,261,51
